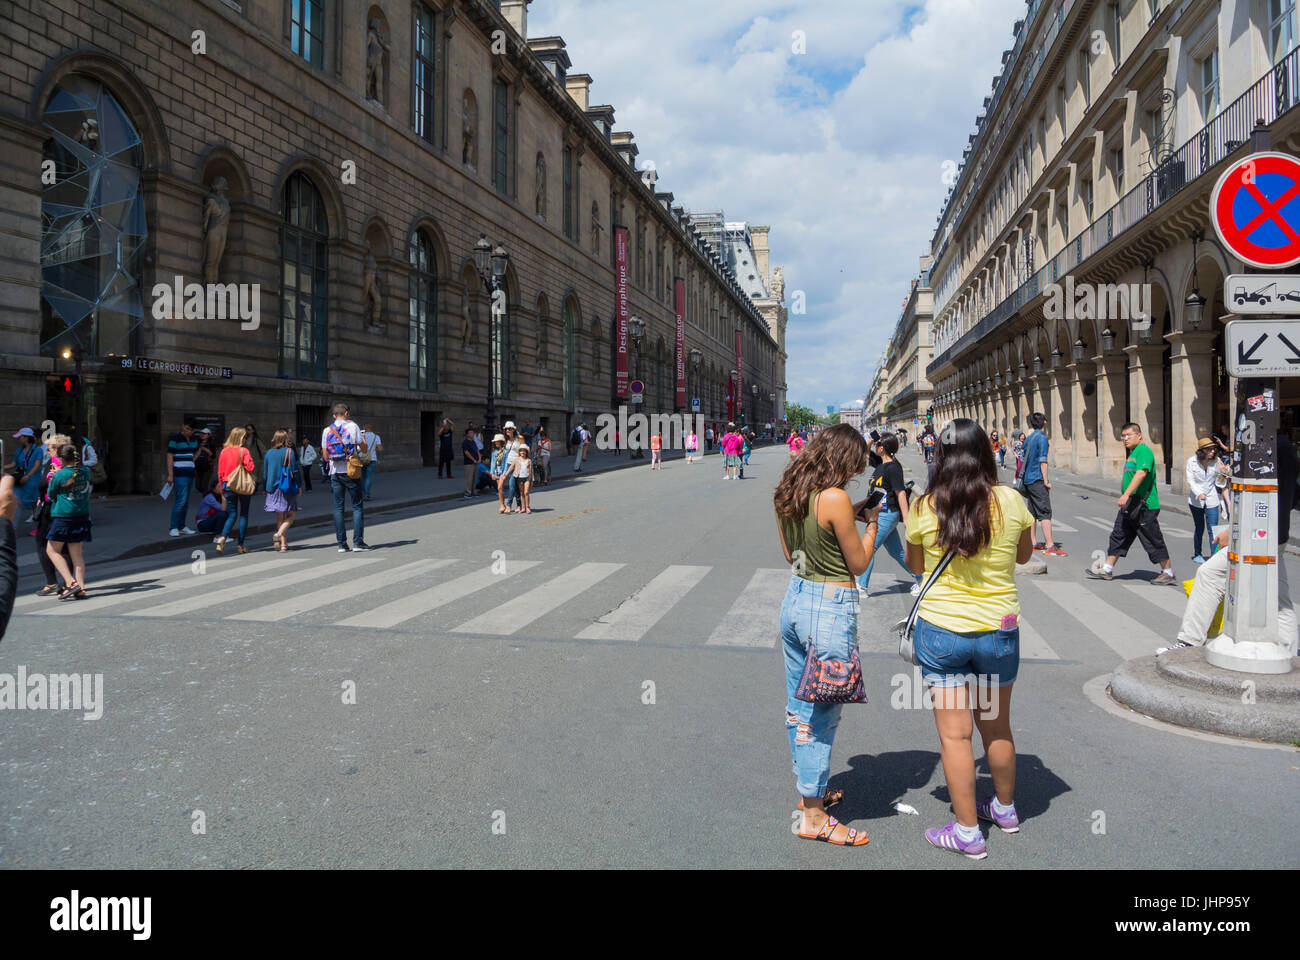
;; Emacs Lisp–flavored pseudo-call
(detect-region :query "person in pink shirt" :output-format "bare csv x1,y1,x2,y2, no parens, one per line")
788,433,805,458
722,423,744,480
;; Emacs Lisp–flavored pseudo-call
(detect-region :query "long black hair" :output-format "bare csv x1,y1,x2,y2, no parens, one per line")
919,418,1001,557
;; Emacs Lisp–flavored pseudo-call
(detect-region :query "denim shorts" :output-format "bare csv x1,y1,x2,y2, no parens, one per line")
914,617,1019,688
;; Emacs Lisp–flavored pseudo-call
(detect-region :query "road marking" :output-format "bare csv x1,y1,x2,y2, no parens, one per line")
227,559,455,622
128,558,380,618
1162,527,1192,539
1116,577,1190,617
451,562,624,635
577,565,712,641
20,556,312,615
338,560,542,628
1075,516,1115,531
1048,521,1078,534
1026,579,1166,661
1017,615,1062,660
706,568,791,647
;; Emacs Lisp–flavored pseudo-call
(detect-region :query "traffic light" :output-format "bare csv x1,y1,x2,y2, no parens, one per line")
61,374,82,396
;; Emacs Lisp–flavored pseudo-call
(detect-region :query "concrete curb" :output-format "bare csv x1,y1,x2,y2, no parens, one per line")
1110,648,1300,744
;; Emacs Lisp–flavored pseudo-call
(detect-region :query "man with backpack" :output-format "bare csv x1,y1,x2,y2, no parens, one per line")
320,402,370,553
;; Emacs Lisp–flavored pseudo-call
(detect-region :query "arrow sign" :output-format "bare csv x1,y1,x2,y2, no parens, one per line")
1225,318,1300,376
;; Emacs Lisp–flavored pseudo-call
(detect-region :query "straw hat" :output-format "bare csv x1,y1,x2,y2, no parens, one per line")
493,433,506,443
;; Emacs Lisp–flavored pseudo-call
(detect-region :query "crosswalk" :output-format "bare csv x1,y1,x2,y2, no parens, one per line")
9,546,1198,664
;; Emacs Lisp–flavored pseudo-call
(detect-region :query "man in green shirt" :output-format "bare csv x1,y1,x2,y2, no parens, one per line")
1085,422,1175,584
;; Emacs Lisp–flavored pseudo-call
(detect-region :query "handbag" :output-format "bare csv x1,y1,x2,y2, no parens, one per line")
88,462,107,485
226,462,256,496
896,549,957,664
794,642,868,704
276,451,300,495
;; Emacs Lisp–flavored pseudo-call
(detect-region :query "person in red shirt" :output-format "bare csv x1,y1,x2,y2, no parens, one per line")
215,426,256,554
650,432,663,470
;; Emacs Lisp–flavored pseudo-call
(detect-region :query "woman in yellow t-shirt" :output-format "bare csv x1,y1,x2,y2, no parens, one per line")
904,418,1033,860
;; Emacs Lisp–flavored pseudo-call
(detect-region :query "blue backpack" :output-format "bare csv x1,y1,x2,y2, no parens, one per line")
276,450,300,494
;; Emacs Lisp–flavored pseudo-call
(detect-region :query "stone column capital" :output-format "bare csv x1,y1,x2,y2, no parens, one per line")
1123,344,1165,367
1165,329,1217,359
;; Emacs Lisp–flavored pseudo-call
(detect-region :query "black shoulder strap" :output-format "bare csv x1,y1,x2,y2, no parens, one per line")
904,549,956,634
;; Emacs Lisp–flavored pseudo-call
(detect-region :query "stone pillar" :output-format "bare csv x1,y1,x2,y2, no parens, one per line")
1166,331,1217,500
1125,344,1167,481
1067,364,1091,474
999,388,1013,433
1048,369,1073,471
1033,372,1053,431
1095,355,1128,478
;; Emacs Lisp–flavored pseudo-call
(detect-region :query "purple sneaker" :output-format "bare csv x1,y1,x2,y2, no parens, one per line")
925,821,987,860
975,798,1020,833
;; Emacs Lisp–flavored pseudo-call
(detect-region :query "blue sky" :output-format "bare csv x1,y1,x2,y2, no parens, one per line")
529,0,1025,411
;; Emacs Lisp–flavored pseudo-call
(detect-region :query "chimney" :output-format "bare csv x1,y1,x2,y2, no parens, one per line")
611,131,638,167
500,0,531,38
750,225,770,288
565,73,592,111
528,36,571,85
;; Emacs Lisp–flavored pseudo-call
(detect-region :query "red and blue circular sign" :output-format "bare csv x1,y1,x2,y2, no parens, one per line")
1212,152,1300,269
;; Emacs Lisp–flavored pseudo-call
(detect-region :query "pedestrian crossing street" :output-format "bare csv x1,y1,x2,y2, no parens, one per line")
10,545,1193,663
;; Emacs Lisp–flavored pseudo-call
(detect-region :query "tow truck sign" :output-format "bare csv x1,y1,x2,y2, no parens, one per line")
1225,274,1300,314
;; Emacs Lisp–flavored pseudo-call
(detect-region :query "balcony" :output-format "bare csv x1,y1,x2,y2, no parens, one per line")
928,45,1300,378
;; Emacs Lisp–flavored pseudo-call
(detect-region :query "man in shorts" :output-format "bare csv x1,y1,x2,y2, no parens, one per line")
1021,412,1065,556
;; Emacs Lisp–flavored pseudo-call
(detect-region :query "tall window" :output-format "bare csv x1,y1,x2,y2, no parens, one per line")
1112,145,1125,197
562,299,576,409
40,76,147,358
408,231,437,391
1148,0,1159,21
1082,178,1094,223
492,278,510,399
1109,4,1122,66
1271,0,1297,64
1078,49,1091,107
1200,49,1220,120
290,0,323,68
414,4,437,144
280,172,329,380
492,77,509,194
1057,198,1069,243
562,146,574,240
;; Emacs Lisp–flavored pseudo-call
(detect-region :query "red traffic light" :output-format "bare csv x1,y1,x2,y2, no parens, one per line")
63,376,73,392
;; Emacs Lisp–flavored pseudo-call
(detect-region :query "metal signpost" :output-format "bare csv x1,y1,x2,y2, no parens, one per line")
1210,152,1300,674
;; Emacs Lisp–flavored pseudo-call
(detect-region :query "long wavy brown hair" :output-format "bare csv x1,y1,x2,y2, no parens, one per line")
917,417,1002,557
774,423,870,521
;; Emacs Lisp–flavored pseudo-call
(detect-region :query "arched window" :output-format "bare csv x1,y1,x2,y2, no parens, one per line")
281,171,329,380
40,75,147,358
408,230,437,390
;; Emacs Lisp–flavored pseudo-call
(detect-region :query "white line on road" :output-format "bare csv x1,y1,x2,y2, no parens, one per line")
706,569,791,648
1075,516,1116,531
227,559,456,622
1116,577,1190,618
1017,615,1062,660
576,564,712,641
337,560,541,628
451,562,624,635
1048,521,1078,534
128,557,381,618
19,556,312,615
1026,579,1167,661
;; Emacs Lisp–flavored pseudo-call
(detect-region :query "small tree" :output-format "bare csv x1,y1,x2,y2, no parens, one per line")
785,403,819,429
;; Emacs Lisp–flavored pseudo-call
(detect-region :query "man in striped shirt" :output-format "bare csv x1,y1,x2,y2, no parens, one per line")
166,419,199,537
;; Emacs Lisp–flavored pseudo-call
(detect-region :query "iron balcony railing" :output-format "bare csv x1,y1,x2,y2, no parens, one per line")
928,44,1300,377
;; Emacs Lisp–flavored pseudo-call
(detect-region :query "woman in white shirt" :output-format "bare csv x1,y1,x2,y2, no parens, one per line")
1186,437,1224,564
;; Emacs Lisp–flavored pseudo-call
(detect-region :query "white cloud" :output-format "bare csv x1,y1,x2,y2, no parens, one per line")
528,0,1024,408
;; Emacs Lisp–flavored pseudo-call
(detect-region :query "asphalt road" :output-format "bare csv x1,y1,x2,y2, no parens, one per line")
2,445,1297,868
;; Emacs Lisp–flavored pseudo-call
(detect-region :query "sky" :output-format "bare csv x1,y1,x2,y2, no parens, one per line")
529,0,1025,413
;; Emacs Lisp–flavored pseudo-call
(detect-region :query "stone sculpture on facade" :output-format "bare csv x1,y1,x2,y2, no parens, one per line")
366,19,390,104
201,177,230,284
363,252,383,327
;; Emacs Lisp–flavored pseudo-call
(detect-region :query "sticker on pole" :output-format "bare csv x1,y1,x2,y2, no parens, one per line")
1212,152,1300,269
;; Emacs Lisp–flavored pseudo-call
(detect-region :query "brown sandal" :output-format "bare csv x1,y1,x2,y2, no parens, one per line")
797,815,869,846
797,789,844,810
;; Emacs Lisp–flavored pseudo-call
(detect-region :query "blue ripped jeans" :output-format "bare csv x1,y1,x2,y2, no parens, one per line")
857,508,921,592
780,575,859,799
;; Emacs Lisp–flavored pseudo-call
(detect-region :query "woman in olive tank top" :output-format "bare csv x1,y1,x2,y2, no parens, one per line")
773,423,882,847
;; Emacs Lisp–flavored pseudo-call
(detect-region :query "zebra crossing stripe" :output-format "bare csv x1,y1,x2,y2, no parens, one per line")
576,565,712,641
706,569,791,647
1161,527,1193,539
1027,579,1165,661
1016,616,1062,660
21,556,312,616
127,557,381,618
1075,516,1115,531
337,560,542,628
452,562,624,635
1048,521,1077,534
1116,577,1191,618
227,559,456,622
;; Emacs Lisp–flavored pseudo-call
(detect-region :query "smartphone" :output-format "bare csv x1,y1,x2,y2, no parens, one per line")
855,488,885,519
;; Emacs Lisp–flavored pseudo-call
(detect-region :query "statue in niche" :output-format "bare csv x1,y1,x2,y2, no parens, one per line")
201,177,230,284
590,202,602,256
535,155,546,218
366,19,390,104
462,92,477,167
363,252,383,327
771,266,785,302
461,286,477,347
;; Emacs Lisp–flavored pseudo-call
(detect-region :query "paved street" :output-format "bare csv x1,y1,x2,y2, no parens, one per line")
2,445,1297,869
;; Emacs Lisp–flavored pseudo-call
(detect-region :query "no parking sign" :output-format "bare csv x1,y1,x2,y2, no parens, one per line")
1211,152,1300,269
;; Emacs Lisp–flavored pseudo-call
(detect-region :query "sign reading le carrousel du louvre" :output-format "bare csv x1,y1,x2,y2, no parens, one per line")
674,277,686,408
121,356,232,379
615,226,630,397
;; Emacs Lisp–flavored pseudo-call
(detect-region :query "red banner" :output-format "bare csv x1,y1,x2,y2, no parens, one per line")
674,277,686,409
735,326,743,422
615,227,629,397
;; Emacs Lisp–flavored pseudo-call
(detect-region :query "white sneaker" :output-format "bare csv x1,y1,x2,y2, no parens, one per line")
1156,640,1194,655
181,527,197,535
910,582,922,597
169,528,181,537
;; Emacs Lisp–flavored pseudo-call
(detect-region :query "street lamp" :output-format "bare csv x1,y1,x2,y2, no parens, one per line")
1072,337,1086,364
628,317,646,457
1033,354,1044,375
1101,324,1116,353
1050,346,1063,368
690,347,702,413
473,234,509,431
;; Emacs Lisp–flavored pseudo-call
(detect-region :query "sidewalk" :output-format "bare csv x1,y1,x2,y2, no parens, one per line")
13,442,726,576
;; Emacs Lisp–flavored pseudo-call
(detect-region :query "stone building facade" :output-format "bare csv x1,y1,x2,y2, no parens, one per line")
925,0,1300,493
0,0,782,492
884,255,934,429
